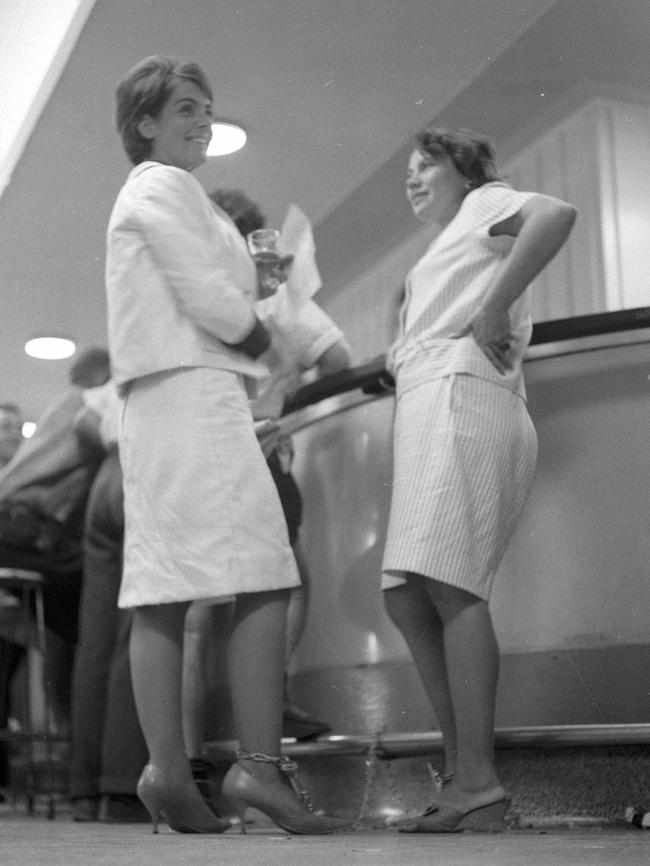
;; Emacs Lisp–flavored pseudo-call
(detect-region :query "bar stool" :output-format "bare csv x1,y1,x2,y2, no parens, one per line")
0,567,56,818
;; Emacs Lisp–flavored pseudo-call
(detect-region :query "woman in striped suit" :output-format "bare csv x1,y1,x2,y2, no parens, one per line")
382,127,576,833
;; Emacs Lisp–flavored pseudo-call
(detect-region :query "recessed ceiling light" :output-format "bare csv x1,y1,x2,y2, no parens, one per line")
208,122,247,156
25,337,76,359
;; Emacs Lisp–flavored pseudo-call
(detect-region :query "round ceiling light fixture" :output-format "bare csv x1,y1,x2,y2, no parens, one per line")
25,336,76,360
208,122,247,156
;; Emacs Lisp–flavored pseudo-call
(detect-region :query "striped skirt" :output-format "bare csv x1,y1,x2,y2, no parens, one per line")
382,373,537,600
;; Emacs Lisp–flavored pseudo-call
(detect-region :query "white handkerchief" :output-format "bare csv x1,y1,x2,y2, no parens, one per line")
278,204,321,307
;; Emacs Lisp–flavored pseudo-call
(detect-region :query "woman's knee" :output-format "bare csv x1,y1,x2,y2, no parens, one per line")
425,580,486,623
384,582,424,630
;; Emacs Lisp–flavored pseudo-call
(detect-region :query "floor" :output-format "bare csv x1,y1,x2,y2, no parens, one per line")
2,739,648,865
0,802,648,866
2,654,648,864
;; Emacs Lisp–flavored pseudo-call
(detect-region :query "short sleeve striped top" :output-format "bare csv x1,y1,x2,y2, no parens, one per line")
388,182,537,399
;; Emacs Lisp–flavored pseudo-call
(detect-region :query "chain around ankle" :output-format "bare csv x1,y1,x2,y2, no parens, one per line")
235,750,294,768
236,750,313,812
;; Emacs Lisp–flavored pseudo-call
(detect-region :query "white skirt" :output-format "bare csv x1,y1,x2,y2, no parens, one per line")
382,374,537,600
117,367,299,608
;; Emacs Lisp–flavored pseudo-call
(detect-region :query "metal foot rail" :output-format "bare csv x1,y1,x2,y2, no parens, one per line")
203,723,650,762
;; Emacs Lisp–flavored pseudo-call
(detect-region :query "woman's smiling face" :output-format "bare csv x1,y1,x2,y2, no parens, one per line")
406,148,468,224
138,78,213,171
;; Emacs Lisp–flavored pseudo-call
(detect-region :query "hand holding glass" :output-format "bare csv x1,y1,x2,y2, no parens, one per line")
247,229,285,298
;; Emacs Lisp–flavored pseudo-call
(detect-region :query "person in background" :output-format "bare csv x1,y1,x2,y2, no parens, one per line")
0,349,112,757
68,379,149,824
0,349,112,571
224,187,350,737
222,188,351,739
106,55,349,835
381,127,576,833
0,404,24,469
0,401,24,798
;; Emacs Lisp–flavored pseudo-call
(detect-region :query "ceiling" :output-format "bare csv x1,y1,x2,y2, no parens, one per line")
1,0,648,421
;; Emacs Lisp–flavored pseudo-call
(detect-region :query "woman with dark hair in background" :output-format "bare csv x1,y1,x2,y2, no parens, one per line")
106,55,348,835
381,127,576,832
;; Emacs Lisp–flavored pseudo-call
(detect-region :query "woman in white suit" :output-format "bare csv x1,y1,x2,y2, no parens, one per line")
106,55,348,836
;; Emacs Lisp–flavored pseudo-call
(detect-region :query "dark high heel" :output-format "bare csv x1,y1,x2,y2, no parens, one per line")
222,751,352,835
137,763,231,834
189,757,236,821
401,790,510,833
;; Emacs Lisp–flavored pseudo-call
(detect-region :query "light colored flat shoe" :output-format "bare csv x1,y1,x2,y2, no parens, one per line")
401,793,510,833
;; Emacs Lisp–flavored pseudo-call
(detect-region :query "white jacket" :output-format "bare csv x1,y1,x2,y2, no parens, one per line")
106,161,267,391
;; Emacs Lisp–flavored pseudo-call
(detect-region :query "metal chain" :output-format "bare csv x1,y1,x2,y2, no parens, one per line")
236,749,314,813
351,731,382,830
427,763,444,795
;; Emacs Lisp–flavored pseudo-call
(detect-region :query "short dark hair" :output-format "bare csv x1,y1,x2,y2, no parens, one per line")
415,126,501,190
208,187,266,238
69,347,111,388
116,55,213,165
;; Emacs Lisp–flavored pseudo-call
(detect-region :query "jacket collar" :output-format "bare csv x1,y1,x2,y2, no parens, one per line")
128,160,163,181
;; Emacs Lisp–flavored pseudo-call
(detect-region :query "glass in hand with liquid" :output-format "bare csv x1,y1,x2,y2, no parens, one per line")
247,228,283,298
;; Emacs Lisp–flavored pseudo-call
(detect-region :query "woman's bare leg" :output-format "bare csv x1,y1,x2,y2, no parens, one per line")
229,588,290,762
130,602,192,779
223,587,351,833
283,542,331,734
182,602,232,758
424,580,502,802
286,542,310,659
384,577,457,777
130,602,230,831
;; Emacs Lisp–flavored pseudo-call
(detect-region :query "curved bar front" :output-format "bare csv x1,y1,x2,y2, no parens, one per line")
281,310,650,736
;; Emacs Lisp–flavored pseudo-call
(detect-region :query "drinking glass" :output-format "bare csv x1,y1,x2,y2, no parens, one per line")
247,228,282,298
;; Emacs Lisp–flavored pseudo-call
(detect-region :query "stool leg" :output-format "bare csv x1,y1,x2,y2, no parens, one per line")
21,585,35,815
0,636,23,808
34,586,56,819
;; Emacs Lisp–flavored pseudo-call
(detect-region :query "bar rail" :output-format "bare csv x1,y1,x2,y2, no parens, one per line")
283,306,650,415
264,306,650,758
205,723,650,762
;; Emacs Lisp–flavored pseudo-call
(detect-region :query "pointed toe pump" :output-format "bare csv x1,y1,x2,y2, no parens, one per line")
222,751,352,835
137,763,231,834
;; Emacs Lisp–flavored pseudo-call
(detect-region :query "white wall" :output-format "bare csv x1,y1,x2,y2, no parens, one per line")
597,98,650,309
504,96,650,317
323,227,432,365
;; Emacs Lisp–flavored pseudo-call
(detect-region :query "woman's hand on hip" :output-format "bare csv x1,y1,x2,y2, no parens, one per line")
452,309,513,375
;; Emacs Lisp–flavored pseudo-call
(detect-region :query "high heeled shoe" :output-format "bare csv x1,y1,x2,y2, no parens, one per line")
137,763,231,834
189,757,236,821
401,788,510,833
222,751,352,835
